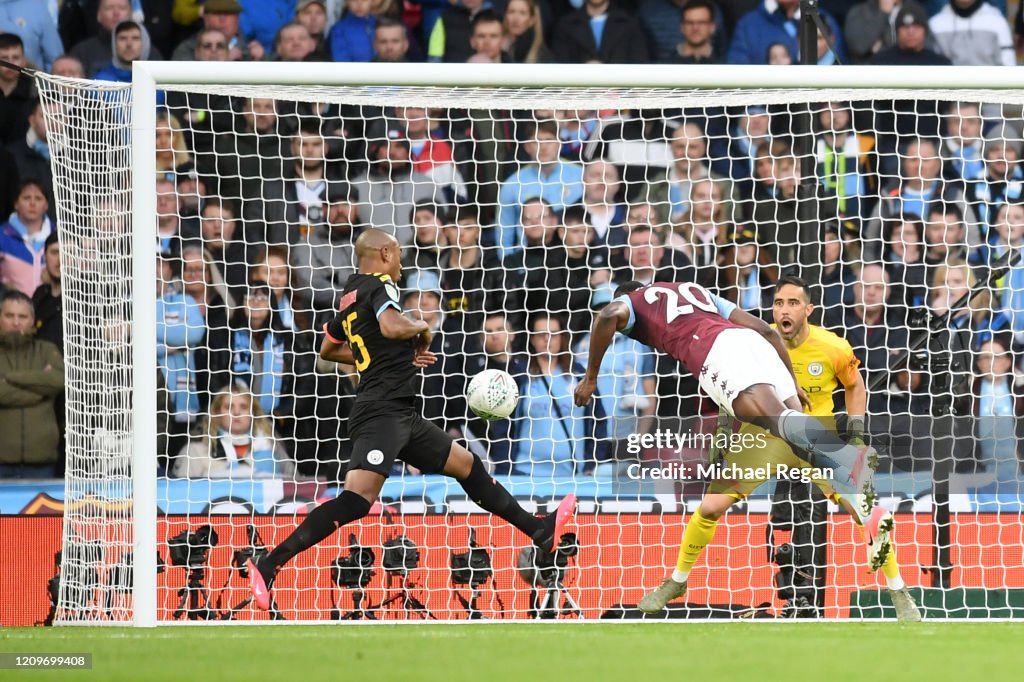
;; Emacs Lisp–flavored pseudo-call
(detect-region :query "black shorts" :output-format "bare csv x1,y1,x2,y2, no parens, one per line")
346,399,454,477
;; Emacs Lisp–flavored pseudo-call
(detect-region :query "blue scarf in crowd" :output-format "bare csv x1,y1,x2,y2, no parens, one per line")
231,329,285,415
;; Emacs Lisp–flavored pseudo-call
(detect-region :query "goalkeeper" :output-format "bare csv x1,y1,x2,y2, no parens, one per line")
639,275,921,621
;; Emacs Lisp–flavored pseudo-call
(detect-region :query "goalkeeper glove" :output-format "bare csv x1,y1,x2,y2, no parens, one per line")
848,416,866,448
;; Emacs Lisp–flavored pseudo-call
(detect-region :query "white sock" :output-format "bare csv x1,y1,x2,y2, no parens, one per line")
671,569,689,584
887,575,906,591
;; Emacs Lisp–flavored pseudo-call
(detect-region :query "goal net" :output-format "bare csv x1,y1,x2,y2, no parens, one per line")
36,64,1024,624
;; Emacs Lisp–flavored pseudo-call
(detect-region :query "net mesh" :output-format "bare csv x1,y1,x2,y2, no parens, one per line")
37,71,1024,622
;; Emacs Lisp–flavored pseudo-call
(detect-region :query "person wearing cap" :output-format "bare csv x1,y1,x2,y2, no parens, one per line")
868,4,951,65
727,0,844,65
965,122,1024,235
930,0,1014,66
172,0,255,62
295,0,331,56
844,0,930,64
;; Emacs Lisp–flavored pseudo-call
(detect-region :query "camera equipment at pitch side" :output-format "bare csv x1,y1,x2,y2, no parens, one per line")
516,533,580,619
378,534,435,619
168,524,219,620
329,534,378,620
216,525,283,620
772,543,819,618
449,528,502,619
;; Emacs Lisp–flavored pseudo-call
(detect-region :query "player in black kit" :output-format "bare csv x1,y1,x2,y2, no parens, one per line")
247,229,575,609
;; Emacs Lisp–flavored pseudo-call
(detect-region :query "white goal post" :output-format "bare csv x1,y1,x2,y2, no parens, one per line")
34,62,1024,626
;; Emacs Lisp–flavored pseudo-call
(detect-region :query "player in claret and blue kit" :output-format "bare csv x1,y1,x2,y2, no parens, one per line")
247,229,575,610
574,280,893,610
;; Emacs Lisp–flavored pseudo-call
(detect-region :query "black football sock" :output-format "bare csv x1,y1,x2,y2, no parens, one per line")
458,456,543,538
261,490,372,580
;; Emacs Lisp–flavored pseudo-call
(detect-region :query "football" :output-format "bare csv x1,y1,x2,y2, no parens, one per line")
466,369,519,421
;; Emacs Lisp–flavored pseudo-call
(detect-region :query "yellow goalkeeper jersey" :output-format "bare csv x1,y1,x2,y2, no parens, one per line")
772,323,861,417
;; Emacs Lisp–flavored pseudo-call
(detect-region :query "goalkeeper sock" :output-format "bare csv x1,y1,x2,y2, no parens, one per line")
458,455,543,538
777,409,868,490
262,490,372,578
674,509,719,578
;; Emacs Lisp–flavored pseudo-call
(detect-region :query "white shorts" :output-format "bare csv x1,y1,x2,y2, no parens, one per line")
699,328,798,415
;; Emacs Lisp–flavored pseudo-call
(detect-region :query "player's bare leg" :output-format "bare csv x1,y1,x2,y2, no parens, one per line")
247,469,385,610
732,384,877,509
443,442,576,553
639,493,736,614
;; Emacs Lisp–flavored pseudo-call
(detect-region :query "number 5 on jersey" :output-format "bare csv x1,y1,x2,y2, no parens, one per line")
341,311,371,371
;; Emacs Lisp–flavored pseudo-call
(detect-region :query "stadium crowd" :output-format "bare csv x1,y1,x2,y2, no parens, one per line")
1,0,1024,483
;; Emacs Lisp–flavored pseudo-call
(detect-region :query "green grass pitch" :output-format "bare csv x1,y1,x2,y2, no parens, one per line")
2,623,1023,681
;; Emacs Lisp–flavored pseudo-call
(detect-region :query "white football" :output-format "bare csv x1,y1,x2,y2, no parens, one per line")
467,369,519,421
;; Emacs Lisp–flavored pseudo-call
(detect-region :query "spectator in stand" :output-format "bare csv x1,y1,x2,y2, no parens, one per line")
728,0,843,65
6,98,54,217
942,101,985,184
241,0,296,56
639,0,724,64
329,0,376,62
513,313,605,478
978,200,1024,273
94,21,154,87
726,105,772,190
554,109,599,163
392,107,467,204
32,232,61,354
156,176,196,257
965,122,1024,238
252,245,304,332
164,30,235,160
829,263,908,412
476,312,526,473
559,206,612,332
197,197,251,297
648,119,720,222
50,54,85,78
351,129,443,247
174,385,294,479
173,0,256,61
869,4,950,65
209,96,288,205
971,334,1022,480
296,0,331,56
1000,204,1024,339
496,197,571,323
371,16,411,61
428,0,490,63
930,0,1014,67
931,261,990,331
581,159,627,247
0,0,63,71
0,33,36,147
766,41,794,64
503,0,551,63
440,203,493,322
864,137,975,261
845,0,930,64
70,0,135,76
671,0,722,64
465,9,506,63
552,0,650,64
0,289,64,478
923,203,970,276
880,215,928,311
271,21,323,61
618,223,696,286
179,243,232,413
292,182,358,315
497,120,584,257
719,225,775,317
222,281,294,420
814,101,874,220
157,254,205,469
668,177,731,290
818,223,856,320
403,202,446,274
0,180,52,295
155,110,193,176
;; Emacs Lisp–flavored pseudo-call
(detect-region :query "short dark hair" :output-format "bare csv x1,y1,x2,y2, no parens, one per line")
613,281,644,298
16,179,47,200
375,16,406,33
1,289,33,308
681,0,716,20
0,33,25,52
202,197,237,218
471,9,503,32
114,21,142,37
928,202,964,222
775,274,813,302
452,203,480,224
44,231,59,250
525,119,559,141
561,205,589,227
414,201,447,223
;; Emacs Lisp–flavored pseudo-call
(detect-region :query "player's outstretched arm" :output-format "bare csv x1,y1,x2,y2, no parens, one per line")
574,301,629,407
379,307,430,341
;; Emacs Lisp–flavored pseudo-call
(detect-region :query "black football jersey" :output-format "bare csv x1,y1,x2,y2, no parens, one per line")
324,273,417,402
